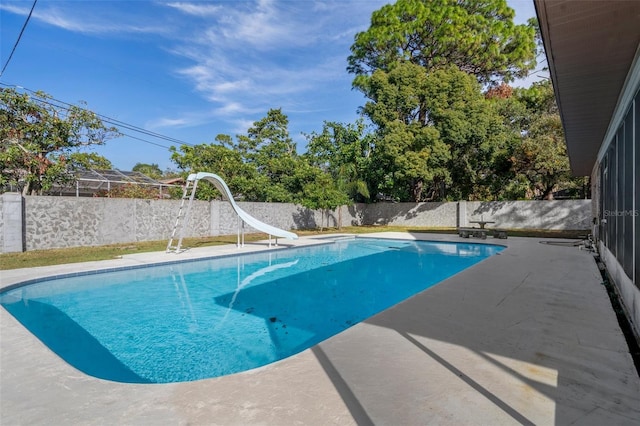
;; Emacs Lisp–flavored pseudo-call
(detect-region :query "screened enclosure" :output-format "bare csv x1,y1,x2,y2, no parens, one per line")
44,169,180,198
599,89,639,290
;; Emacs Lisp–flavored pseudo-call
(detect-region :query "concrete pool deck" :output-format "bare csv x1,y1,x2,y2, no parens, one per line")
1,232,639,425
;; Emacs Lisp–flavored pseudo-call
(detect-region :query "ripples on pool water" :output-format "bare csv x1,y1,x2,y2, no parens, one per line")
0,237,503,383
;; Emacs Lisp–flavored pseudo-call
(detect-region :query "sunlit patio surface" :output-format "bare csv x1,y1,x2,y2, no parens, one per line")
2,232,639,425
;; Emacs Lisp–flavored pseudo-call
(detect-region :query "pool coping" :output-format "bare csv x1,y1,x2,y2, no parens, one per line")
2,232,639,425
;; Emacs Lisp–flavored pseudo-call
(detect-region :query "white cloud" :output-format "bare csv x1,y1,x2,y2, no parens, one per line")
229,118,256,135
222,0,304,49
5,0,382,135
146,110,214,130
0,2,169,35
164,0,367,124
164,2,222,17
214,102,254,116
0,3,28,15
169,0,322,50
151,117,191,128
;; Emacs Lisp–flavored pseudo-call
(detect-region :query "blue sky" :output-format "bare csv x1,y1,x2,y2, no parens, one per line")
1,0,541,172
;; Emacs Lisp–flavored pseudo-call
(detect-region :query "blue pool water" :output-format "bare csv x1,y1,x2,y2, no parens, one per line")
1,237,503,383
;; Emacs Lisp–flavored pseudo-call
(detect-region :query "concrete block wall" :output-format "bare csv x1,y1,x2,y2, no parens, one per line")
464,200,592,230
0,195,592,252
22,196,210,251
0,195,4,251
1,193,24,252
348,202,458,227
213,202,327,236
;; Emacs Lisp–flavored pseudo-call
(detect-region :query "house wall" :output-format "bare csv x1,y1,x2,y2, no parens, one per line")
0,195,591,253
600,242,640,340
595,74,639,340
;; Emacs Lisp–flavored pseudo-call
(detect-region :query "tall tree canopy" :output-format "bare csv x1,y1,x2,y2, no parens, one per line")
0,88,119,195
234,109,302,202
305,119,373,202
346,0,539,202
348,0,536,88
510,80,575,200
171,109,333,206
360,64,514,201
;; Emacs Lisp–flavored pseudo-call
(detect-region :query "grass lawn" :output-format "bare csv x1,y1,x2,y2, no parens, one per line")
0,226,589,271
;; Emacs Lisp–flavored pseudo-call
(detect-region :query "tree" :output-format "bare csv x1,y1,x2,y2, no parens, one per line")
484,83,529,199
132,162,163,179
510,81,573,199
235,108,300,202
348,0,536,87
421,67,513,200
171,110,329,204
300,172,349,231
170,141,261,201
305,119,372,202
359,62,449,201
68,152,113,170
0,88,119,195
347,1,537,202
511,114,569,199
360,64,513,201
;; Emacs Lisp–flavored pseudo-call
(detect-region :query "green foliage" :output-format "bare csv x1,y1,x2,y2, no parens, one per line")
509,80,576,199
346,1,541,202
0,88,119,195
3,3,577,205
425,68,514,200
170,109,349,207
360,64,516,201
68,152,113,170
305,119,372,202
299,171,347,211
132,162,163,179
348,0,536,86
235,108,299,202
300,172,349,230
170,142,258,201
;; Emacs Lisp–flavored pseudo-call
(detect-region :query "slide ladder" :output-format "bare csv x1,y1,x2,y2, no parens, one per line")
167,172,297,253
166,178,198,253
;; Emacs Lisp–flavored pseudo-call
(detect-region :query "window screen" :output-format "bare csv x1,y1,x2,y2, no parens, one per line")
609,138,617,255
635,91,639,289
623,104,634,277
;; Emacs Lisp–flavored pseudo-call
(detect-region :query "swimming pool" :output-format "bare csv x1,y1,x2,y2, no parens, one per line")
0,237,503,383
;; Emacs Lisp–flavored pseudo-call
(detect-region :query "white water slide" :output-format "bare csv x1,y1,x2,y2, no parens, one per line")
188,171,298,246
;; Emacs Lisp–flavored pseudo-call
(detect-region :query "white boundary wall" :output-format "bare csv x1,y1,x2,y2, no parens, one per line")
0,193,591,252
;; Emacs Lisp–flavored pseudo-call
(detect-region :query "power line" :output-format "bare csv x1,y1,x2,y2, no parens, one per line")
0,82,197,150
23,89,192,146
118,132,175,150
10,84,193,146
0,0,38,78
